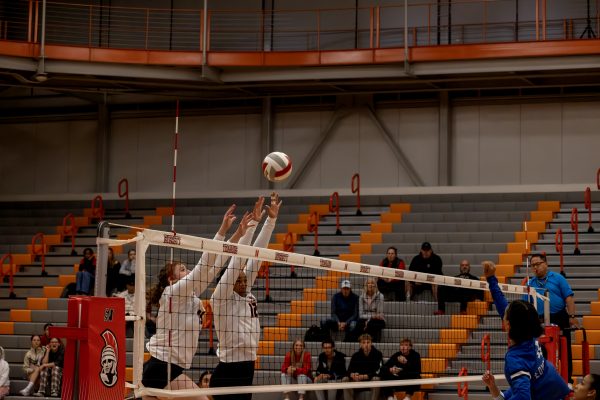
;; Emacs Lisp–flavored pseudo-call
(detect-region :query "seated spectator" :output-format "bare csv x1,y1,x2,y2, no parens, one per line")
75,247,96,295
320,280,359,342
353,278,386,342
437,259,483,315
280,339,312,400
377,246,406,301
114,276,135,337
407,242,443,306
118,249,136,291
381,338,421,400
0,347,8,399
40,323,53,346
20,335,46,396
105,247,121,296
342,333,382,400
314,338,346,400
34,338,64,397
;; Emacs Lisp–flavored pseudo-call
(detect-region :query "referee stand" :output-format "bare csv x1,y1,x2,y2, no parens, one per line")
49,296,126,400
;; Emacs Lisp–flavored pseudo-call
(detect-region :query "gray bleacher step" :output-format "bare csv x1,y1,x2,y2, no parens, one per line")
372,243,508,254
382,231,516,244
361,253,501,265
401,211,530,223
410,201,538,213
392,221,523,233
296,235,361,244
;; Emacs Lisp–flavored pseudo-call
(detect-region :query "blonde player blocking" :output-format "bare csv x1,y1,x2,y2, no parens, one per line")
141,205,254,400
210,193,282,400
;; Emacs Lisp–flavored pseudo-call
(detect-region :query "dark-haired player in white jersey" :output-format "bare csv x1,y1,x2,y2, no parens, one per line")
210,194,282,400
142,205,253,400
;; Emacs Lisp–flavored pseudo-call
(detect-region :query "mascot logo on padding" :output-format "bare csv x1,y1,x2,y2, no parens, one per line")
99,329,118,387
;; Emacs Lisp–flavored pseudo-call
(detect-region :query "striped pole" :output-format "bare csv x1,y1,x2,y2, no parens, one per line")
171,100,179,235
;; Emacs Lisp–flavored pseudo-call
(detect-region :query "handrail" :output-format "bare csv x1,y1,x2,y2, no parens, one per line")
283,232,296,278
91,195,105,221
596,168,600,190
481,334,491,371
570,208,580,255
307,211,320,256
31,232,47,276
61,213,77,256
351,173,362,216
329,191,342,235
0,253,16,299
554,229,564,276
118,178,132,218
457,367,469,400
584,187,594,233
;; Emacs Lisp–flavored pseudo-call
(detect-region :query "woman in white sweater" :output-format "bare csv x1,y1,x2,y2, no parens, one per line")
19,335,45,396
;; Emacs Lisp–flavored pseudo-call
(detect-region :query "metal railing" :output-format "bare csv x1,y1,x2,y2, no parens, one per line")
1,0,598,54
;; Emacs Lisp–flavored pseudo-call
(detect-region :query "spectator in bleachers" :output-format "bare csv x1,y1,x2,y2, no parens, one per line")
353,277,385,342
40,323,53,346
377,246,406,301
381,338,421,400
573,374,600,400
114,275,135,337
106,247,121,296
280,339,312,400
0,347,9,399
407,242,443,308
199,370,212,388
314,338,346,400
320,280,359,342
525,253,579,384
436,259,483,315
34,338,65,397
118,249,136,291
342,333,382,400
19,335,46,396
75,247,96,295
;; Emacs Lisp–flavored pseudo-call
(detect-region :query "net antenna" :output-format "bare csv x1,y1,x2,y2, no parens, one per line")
95,223,550,398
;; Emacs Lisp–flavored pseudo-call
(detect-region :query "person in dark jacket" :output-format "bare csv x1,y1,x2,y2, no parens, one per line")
34,338,65,397
377,246,406,301
436,259,483,315
342,334,382,400
75,247,96,295
381,338,421,400
314,338,346,400
320,279,359,342
407,242,443,307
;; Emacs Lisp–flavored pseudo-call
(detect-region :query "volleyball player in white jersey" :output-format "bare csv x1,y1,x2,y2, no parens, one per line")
142,205,253,400
210,194,281,400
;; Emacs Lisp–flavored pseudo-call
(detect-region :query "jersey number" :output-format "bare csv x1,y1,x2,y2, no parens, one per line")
248,301,258,318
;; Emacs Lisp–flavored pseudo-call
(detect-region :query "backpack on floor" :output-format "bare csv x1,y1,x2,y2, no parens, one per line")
304,325,328,342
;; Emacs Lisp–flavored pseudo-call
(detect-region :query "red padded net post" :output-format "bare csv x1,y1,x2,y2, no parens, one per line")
307,211,320,256
351,173,362,216
0,253,16,299
118,178,132,218
31,233,47,276
539,325,560,366
329,191,342,235
559,335,569,383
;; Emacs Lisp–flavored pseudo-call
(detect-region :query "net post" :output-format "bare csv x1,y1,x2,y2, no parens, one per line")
95,221,110,297
132,233,149,395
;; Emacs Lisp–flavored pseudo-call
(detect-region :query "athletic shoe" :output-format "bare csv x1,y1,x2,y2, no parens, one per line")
19,387,32,396
51,392,60,397
33,392,44,397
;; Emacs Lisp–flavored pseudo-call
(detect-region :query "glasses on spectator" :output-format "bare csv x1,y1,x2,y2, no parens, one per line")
531,261,545,267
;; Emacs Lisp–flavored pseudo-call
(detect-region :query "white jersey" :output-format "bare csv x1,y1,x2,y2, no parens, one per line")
212,216,276,363
147,233,229,369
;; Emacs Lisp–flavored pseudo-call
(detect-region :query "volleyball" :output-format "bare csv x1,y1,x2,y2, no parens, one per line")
262,151,292,182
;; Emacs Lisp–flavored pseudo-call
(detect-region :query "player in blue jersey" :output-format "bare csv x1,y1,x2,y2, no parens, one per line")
480,261,571,400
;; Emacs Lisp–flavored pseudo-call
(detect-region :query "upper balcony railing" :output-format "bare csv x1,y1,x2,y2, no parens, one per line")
0,0,598,63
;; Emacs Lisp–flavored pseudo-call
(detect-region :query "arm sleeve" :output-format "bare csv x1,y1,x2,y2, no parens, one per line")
246,216,277,287
487,275,509,319
192,232,227,295
281,352,291,373
408,352,421,377
0,362,9,387
212,225,258,301
558,275,574,299
506,375,532,400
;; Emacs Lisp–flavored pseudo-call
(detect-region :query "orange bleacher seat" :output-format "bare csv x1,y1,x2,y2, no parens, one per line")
290,301,315,314
263,327,288,341
155,207,173,216
451,315,479,329
390,203,411,213
277,314,301,327
27,298,48,310
370,223,392,233
258,341,275,355
575,330,600,345
530,210,554,222
314,276,339,290
143,215,162,225
339,254,361,263
428,343,458,358
349,243,371,254
591,302,600,315
506,242,528,254
43,287,64,298
439,329,469,344
523,221,546,232
309,204,330,215
0,322,14,335
10,310,31,322
421,358,447,373
514,231,539,244
380,212,402,223
537,201,560,212
360,232,382,243
303,288,327,301
58,275,76,287
583,316,600,330
498,253,523,265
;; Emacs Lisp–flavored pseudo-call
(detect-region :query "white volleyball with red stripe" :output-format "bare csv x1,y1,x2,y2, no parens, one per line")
262,151,292,182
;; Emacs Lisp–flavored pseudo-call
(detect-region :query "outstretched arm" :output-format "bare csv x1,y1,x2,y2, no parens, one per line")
483,261,509,319
246,193,281,287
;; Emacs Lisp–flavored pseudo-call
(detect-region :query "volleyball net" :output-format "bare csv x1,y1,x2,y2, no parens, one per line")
94,223,549,399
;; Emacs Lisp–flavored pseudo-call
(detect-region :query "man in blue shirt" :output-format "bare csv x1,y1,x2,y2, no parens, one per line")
525,253,580,384
320,280,359,342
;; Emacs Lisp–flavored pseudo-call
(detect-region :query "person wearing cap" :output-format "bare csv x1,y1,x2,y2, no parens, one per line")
320,279,359,342
407,242,443,311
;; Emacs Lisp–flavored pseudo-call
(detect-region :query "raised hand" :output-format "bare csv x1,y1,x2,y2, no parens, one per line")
229,212,255,243
482,261,496,278
251,197,266,222
217,204,237,237
265,192,282,219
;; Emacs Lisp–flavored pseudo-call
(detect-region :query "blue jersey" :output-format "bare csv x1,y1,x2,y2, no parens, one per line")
524,271,574,315
486,276,571,400
503,339,570,400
